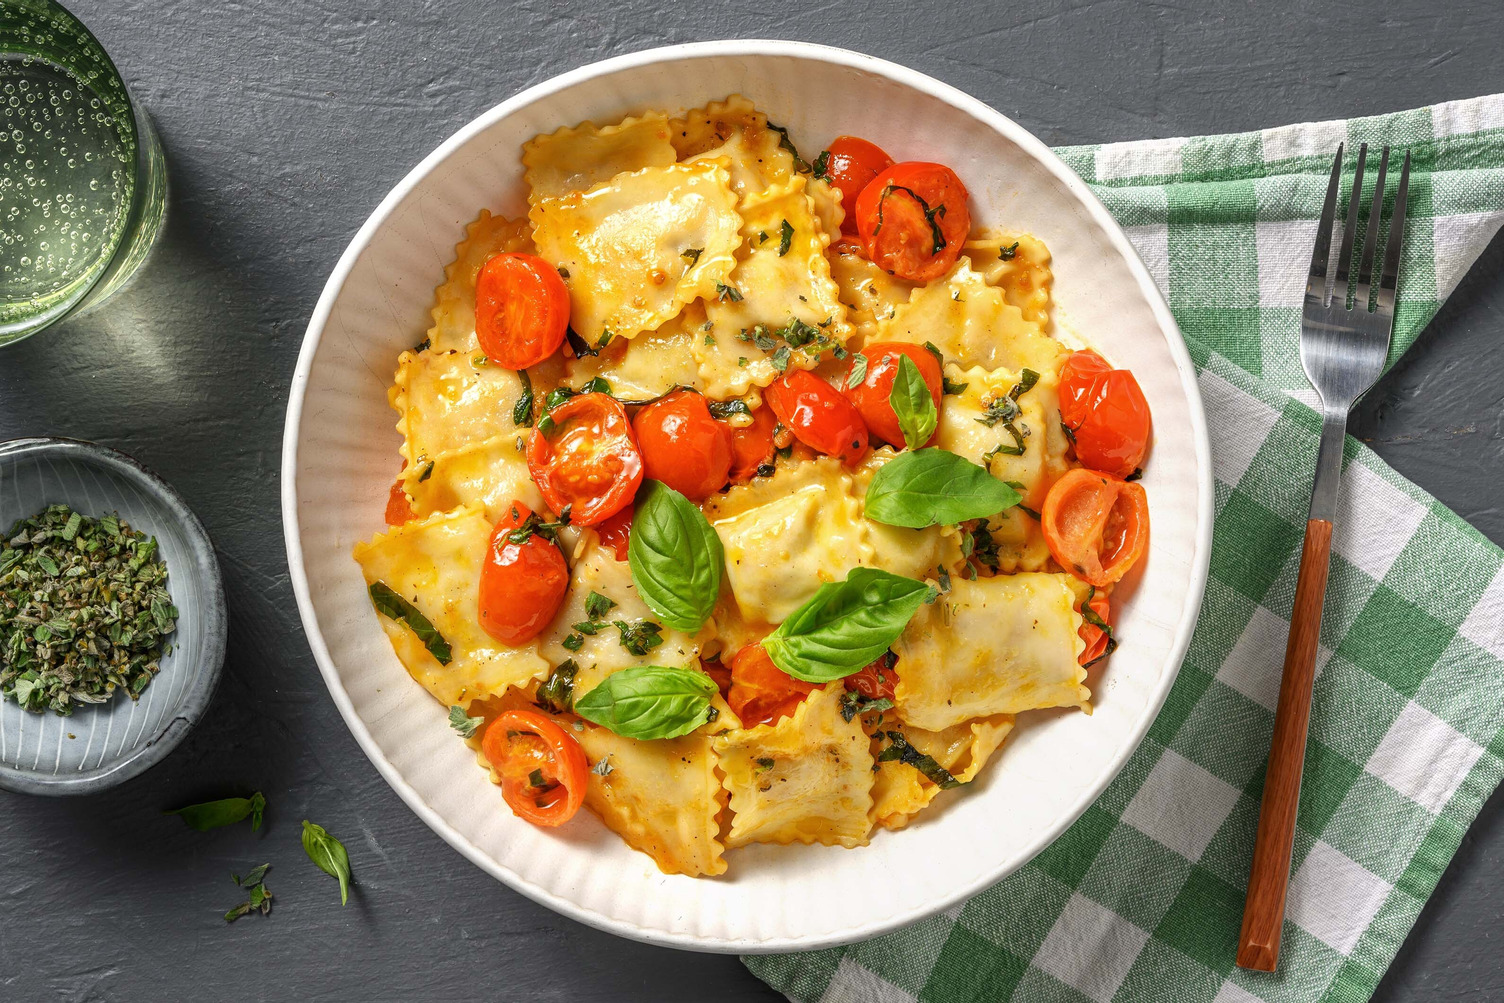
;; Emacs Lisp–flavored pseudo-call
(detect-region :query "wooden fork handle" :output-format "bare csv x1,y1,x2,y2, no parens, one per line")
1237,518,1335,971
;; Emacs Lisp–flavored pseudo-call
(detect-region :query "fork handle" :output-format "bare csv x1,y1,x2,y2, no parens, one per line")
1237,516,1335,970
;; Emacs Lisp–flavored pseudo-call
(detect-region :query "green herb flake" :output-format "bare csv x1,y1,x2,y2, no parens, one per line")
770,345,792,372
614,619,665,657
812,150,830,180
875,731,965,788
537,659,579,714
715,282,743,303
846,353,869,389
225,864,273,923
777,219,794,257
681,247,703,265
590,755,614,777
513,369,535,427
369,582,453,664
839,691,895,723
766,121,811,173
448,705,483,738
0,505,177,714
999,241,1019,261
301,820,352,906
584,591,617,620
942,375,969,396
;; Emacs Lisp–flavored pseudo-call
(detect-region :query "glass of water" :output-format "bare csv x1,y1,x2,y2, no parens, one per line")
0,0,166,347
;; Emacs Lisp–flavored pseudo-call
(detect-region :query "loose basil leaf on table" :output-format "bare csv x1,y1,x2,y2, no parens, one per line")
573,665,718,741
368,581,452,664
864,448,1021,528
301,820,352,906
763,568,933,683
627,480,724,633
165,791,267,832
888,354,938,451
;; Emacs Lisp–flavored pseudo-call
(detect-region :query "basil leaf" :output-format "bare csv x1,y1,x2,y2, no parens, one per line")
627,480,724,632
368,582,452,664
301,820,352,906
864,449,1020,528
165,792,266,832
573,665,717,740
763,568,931,683
889,355,938,450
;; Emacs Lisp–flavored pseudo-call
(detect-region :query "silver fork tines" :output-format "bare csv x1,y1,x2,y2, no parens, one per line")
1300,143,1410,522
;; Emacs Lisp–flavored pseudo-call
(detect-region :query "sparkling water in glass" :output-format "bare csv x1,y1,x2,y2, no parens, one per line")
0,0,165,346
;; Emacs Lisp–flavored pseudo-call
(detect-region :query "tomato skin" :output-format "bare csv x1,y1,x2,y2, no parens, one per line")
595,504,632,560
844,653,898,701
474,253,570,369
728,642,818,727
385,478,415,526
855,162,971,282
727,405,779,484
821,136,894,235
1078,591,1113,666
482,709,589,827
764,370,869,466
1059,350,1152,478
478,502,569,646
843,342,943,448
631,391,733,501
1041,469,1150,588
526,393,643,526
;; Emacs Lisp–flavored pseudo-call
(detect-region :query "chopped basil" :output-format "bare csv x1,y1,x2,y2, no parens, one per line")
1125,467,1143,482
923,341,945,369
536,659,578,714
573,665,717,740
839,691,895,723
681,247,703,265
771,345,792,372
1081,586,1118,666
765,121,811,172
777,219,794,257
715,282,743,303
590,755,614,777
873,184,947,256
369,582,451,664
565,326,598,358
942,375,969,396
876,731,965,788
513,369,535,427
585,591,616,620
224,864,273,923
448,706,483,738
846,353,870,389
505,507,571,546
415,460,435,482
614,619,665,657
999,241,1019,261
967,526,1001,572
812,150,830,180
707,398,752,420
561,633,584,652
580,377,611,395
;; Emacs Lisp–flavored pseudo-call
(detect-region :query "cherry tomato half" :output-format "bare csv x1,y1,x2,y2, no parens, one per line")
1059,350,1152,478
478,501,569,646
764,370,869,466
855,162,971,282
474,253,570,370
1078,590,1113,666
728,405,779,484
820,135,894,235
728,642,818,728
844,652,898,702
385,477,415,526
843,342,943,449
1041,469,1150,588
631,390,733,501
595,504,632,561
526,393,643,525
482,709,589,827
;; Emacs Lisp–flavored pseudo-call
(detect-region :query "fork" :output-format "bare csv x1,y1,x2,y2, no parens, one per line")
1236,143,1411,972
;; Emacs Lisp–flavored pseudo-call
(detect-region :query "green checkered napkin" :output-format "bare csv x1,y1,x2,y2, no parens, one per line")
746,95,1504,1003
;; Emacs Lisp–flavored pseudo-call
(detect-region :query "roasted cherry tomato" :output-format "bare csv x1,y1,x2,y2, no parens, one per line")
1078,590,1113,666
478,501,569,646
855,162,971,282
844,652,898,702
728,642,817,727
474,252,570,369
727,405,779,484
820,135,894,235
843,342,943,448
1059,350,1151,478
482,709,589,827
596,504,632,561
764,370,869,466
631,390,733,501
385,477,415,526
1041,469,1149,588
526,393,643,525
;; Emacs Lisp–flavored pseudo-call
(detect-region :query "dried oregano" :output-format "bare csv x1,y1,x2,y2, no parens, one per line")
0,504,177,715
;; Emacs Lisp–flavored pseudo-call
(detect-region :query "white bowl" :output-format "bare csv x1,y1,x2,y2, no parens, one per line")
281,40,1213,953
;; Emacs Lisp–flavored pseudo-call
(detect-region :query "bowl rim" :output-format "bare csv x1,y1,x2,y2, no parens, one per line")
280,38,1215,952
0,435,227,796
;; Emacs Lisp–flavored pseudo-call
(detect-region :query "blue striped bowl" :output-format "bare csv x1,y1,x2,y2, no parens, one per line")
0,438,226,795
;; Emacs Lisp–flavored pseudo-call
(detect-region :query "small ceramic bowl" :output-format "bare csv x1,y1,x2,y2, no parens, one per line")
0,437,226,795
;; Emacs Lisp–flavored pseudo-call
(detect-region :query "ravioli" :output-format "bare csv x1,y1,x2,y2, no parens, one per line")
392,350,529,472
403,433,543,524
715,685,874,848
894,573,1089,731
522,111,677,205
870,714,1015,830
563,303,706,398
352,507,549,706
530,160,743,344
427,210,535,353
964,233,1053,328
827,244,916,345
874,257,1066,375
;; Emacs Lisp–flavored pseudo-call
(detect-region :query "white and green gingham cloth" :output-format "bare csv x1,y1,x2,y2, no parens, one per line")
746,95,1504,1003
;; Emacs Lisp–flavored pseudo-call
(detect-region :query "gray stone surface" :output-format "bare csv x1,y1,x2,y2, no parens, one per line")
0,1,1500,999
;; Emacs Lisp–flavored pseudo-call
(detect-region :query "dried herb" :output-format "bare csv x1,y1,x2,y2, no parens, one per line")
715,282,743,303
225,864,273,923
1,505,177,715
681,247,703,265
846,352,869,389
839,691,895,723
536,659,579,714
613,619,665,657
448,705,483,738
